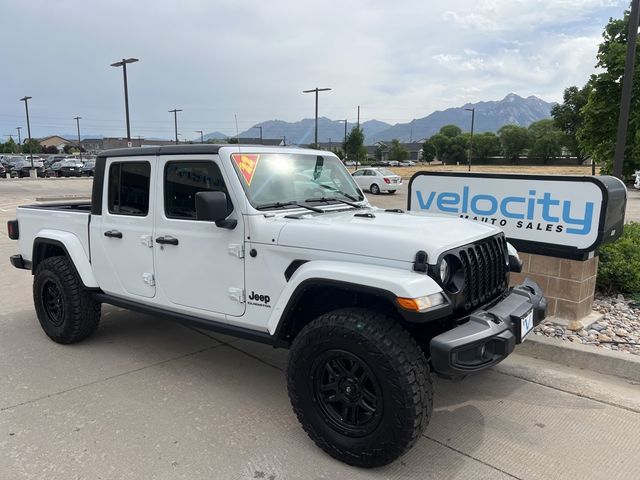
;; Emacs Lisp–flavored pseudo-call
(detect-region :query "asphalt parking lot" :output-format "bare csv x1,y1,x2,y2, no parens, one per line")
1,178,639,480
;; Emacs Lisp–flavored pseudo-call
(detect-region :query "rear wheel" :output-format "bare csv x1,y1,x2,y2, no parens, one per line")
287,308,432,467
388,190,396,194
33,256,101,344
370,183,380,195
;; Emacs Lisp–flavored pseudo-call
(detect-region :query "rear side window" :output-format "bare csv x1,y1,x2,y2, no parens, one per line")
164,161,231,219
108,162,151,216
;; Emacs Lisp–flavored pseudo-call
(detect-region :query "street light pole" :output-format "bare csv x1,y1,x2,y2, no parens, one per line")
303,87,331,146
613,0,640,179
195,130,204,144
465,107,475,172
110,58,139,144
169,109,182,145
16,127,22,153
19,96,33,167
74,116,83,160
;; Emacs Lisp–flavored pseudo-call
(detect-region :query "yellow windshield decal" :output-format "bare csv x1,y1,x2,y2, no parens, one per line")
232,153,259,186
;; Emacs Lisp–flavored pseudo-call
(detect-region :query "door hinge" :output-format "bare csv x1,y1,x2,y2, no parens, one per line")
228,287,245,303
142,273,155,286
140,235,153,248
228,243,244,258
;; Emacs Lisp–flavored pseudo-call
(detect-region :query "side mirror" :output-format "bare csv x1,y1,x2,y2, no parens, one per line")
195,191,237,229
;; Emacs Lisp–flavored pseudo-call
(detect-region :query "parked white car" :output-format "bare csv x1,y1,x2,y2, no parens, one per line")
352,167,403,194
399,160,416,167
634,170,639,190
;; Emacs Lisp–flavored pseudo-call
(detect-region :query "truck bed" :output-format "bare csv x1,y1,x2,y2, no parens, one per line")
16,203,92,265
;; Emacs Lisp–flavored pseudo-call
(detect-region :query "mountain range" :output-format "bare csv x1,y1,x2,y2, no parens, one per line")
212,93,555,145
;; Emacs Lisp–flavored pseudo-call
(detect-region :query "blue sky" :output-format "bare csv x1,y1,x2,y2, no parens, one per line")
0,0,630,140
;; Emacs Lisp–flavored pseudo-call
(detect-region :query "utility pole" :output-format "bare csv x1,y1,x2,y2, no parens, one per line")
169,109,182,145
357,105,360,129
303,87,331,146
253,126,263,145
465,107,475,172
613,0,640,179
195,130,204,144
137,135,143,147
282,135,286,146
74,116,83,160
110,58,139,145
19,96,33,167
16,127,22,152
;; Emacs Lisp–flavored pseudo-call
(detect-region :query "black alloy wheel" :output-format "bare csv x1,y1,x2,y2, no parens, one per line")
311,349,382,437
41,279,65,327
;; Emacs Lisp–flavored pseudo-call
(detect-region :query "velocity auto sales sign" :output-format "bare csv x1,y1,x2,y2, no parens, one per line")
408,172,627,260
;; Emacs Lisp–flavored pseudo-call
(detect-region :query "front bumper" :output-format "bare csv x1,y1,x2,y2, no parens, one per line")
430,278,546,377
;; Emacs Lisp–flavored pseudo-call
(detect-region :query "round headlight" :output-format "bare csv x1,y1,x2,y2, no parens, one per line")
439,259,449,283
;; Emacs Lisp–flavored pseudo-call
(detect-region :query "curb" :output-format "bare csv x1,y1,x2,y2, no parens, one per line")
517,334,640,383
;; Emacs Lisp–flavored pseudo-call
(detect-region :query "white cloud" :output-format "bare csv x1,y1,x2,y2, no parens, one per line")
0,0,628,138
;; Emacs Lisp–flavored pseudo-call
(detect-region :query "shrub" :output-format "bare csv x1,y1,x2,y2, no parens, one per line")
597,222,640,295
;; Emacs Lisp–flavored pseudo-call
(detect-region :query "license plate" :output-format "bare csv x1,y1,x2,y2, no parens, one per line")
520,308,534,341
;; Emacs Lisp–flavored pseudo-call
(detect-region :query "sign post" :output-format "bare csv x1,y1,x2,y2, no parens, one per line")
408,172,627,329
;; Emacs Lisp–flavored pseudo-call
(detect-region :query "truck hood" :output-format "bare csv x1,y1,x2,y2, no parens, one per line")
277,207,502,263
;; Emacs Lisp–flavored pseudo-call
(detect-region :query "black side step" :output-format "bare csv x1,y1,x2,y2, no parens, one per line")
93,293,287,348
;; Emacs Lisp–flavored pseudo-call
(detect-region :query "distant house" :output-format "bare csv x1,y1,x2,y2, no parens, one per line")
366,141,425,162
39,135,72,152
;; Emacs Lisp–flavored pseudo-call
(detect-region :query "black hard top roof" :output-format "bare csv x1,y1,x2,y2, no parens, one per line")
97,144,225,158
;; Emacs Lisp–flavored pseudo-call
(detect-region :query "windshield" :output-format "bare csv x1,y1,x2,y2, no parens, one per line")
230,153,364,209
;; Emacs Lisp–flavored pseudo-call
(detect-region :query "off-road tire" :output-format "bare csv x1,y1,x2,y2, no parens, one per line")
287,308,432,468
33,255,101,344
370,184,380,195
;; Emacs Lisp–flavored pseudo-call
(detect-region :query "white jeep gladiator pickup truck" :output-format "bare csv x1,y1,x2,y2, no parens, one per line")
8,145,546,467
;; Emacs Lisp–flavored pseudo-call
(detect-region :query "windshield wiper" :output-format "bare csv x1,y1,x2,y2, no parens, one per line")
305,196,363,208
255,201,324,213
316,183,361,202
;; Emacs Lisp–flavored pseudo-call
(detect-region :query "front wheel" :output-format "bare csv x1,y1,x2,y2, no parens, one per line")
287,308,432,467
33,256,101,344
369,183,380,195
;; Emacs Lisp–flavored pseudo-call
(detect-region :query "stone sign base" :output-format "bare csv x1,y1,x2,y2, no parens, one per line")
510,253,599,331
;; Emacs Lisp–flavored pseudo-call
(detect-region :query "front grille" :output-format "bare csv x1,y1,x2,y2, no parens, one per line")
458,235,508,311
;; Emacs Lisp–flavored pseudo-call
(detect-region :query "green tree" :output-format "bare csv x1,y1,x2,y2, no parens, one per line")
444,135,468,164
332,147,345,160
551,85,591,161
578,8,640,178
421,139,436,163
1,137,18,153
472,132,501,161
344,126,367,163
388,139,409,162
374,144,386,161
498,125,531,161
428,133,449,162
226,137,239,144
528,119,563,163
439,124,462,138
22,139,42,154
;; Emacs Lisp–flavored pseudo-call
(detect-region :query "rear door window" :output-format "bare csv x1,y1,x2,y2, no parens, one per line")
108,162,151,216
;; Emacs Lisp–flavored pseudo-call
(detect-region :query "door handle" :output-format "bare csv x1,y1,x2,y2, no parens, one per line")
155,235,179,246
104,230,123,239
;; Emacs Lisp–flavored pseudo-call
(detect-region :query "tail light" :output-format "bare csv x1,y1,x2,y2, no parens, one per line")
384,178,391,184
7,220,19,240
